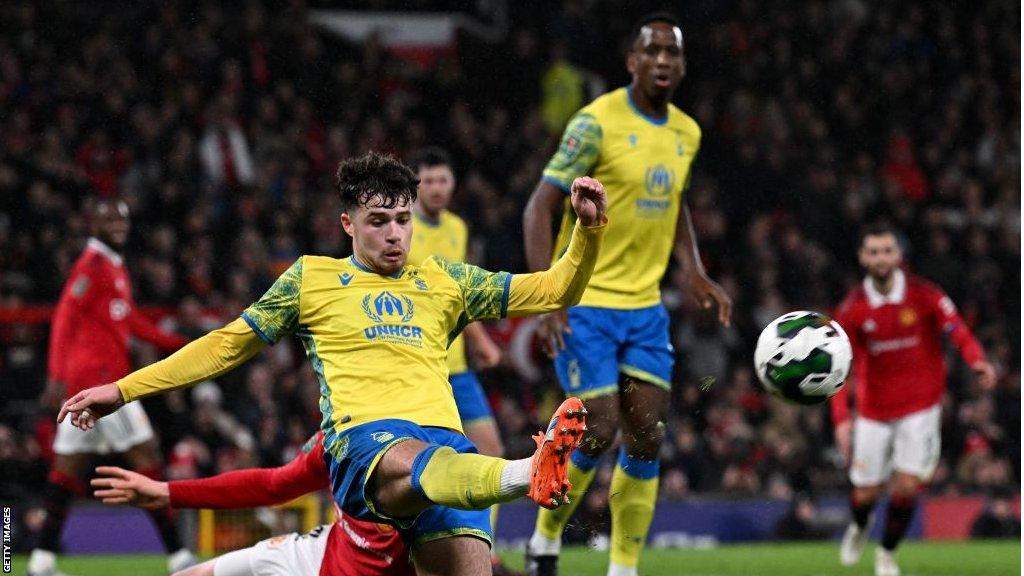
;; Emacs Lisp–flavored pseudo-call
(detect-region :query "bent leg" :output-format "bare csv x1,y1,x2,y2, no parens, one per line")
413,535,491,576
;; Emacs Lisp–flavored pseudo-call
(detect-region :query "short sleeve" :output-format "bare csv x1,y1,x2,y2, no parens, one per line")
241,258,302,344
541,111,603,193
435,256,512,321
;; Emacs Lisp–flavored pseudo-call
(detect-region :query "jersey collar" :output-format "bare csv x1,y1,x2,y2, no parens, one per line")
87,237,124,266
413,209,441,228
626,84,668,126
863,268,906,308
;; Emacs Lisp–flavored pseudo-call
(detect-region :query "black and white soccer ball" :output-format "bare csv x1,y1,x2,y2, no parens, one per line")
753,311,852,405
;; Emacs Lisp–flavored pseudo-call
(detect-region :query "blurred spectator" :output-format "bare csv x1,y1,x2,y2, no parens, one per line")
970,488,1021,538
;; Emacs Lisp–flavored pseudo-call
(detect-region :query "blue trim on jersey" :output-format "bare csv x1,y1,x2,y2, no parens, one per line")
413,210,441,228
571,449,602,472
542,175,571,194
240,312,274,344
626,84,668,126
499,273,512,317
349,256,402,279
410,444,443,502
617,449,660,480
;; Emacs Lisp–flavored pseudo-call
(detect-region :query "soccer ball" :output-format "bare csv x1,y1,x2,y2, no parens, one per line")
753,311,852,405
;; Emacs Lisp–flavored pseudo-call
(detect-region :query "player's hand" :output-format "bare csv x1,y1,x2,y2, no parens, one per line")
470,334,503,370
537,310,571,359
40,379,66,411
688,273,732,327
834,420,853,466
569,176,607,227
91,466,170,509
57,383,126,430
972,361,997,390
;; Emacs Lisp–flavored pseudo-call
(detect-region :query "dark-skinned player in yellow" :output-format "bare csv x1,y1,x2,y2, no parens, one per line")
59,153,608,576
523,13,732,576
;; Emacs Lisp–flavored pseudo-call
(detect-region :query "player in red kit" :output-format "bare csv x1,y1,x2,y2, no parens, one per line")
831,223,996,576
91,431,414,576
29,199,197,576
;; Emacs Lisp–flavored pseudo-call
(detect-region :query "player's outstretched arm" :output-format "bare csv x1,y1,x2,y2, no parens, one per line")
93,435,325,510
506,177,607,316
91,466,170,509
58,318,266,430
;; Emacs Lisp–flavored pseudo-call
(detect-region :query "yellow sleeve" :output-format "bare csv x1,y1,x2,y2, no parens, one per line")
116,318,266,402
506,218,606,316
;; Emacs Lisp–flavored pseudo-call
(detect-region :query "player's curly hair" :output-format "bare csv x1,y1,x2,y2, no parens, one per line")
334,152,419,212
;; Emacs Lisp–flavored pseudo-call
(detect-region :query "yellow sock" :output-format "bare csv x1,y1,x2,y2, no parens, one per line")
609,454,659,568
535,459,598,540
412,446,523,510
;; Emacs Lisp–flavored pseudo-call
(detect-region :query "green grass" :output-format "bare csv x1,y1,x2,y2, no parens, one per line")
12,541,1020,575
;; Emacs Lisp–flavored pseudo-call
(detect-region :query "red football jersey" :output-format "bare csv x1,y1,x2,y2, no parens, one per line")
47,238,187,396
830,269,985,423
170,431,414,576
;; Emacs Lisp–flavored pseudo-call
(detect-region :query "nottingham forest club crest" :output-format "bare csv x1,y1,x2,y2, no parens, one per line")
362,290,423,346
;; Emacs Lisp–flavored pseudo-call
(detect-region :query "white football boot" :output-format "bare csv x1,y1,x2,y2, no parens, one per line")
839,517,872,566
167,548,199,573
874,547,901,576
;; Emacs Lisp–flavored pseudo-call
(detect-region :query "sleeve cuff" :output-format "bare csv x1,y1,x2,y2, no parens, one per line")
241,312,274,345
116,380,135,403
499,273,513,318
542,175,571,194
578,215,609,232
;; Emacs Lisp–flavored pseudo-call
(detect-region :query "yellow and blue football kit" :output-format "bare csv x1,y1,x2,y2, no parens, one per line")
543,85,700,396
534,86,700,571
114,219,605,544
407,209,494,426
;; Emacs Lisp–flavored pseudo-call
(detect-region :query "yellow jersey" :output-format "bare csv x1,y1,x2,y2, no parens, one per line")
115,221,606,448
407,209,470,375
543,86,701,309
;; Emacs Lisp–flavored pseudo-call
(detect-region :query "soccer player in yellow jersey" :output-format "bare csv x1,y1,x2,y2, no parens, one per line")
406,147,519,575
523,13,732,576
59,152,608,575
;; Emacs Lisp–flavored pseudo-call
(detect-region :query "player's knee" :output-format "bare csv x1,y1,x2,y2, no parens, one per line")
853,485,882,505
579,423,617,456
622,423,665,461
891,474,922,498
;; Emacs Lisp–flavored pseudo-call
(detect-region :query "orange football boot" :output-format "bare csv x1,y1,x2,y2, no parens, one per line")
527,397,588,509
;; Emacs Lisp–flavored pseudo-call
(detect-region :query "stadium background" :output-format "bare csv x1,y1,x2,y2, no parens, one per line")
0,0,1018,567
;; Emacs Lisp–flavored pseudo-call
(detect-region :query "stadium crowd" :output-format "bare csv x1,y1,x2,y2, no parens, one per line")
0,0,1018,534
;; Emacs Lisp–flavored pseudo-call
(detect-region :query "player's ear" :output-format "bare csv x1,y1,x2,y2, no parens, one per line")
340,212,354,237
626,50,638,75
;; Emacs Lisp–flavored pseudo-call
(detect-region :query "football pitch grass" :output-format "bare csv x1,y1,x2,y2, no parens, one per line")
11,541,1020,575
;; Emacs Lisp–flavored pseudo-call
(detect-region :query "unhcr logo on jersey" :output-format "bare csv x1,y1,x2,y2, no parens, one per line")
362,291,423,347
636,164,675,217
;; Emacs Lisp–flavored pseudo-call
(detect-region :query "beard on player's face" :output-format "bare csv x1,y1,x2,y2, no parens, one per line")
869,265,895,282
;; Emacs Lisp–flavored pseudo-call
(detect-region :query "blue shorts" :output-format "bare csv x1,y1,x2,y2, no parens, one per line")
553,304,674,399
450,371,494,426
322,419,492,547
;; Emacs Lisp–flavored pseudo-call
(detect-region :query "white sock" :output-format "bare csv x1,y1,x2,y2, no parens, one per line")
28,549,56,572
528,531,562,556
607,562,638,576
498,457,531,497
